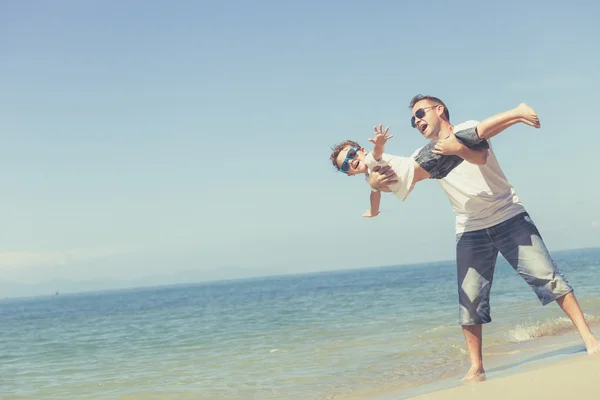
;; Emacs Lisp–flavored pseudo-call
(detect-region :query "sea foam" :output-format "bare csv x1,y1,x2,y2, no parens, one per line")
506,314,600,342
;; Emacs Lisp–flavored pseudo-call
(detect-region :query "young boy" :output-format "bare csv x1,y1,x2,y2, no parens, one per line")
330,103,540,217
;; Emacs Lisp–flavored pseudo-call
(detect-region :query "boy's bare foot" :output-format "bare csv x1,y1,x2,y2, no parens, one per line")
516,103,541,128
460,366,486,383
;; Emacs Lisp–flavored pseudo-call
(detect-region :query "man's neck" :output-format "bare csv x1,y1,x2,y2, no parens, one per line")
435,121,454,140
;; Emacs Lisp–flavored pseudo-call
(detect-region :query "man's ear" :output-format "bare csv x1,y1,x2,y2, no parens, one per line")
435,105,445,117
436,105,449,121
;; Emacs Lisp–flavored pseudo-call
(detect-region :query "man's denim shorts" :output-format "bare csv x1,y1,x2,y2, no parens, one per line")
455,212,573,325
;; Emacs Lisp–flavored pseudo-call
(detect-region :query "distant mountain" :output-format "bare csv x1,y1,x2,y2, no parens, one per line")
0,265,287,299
0,278,133,298
2,247,598,299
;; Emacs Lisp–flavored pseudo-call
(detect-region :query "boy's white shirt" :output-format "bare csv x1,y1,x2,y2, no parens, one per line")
410,120,526,234
364,152,415,201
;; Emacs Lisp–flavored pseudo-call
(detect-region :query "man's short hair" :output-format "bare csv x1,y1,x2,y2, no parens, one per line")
409,94,450,122
329,140,360,170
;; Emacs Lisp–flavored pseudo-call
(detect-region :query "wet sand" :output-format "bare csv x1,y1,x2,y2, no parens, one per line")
408,353,600,400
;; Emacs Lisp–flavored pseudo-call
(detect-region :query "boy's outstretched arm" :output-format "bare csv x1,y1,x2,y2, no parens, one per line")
363,191,381,218
369,124,394,161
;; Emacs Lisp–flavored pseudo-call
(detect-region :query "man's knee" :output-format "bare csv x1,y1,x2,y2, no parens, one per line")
459,292,492,326
459,305,492,326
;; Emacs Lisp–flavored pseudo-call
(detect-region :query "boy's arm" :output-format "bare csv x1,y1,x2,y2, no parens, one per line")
371,136,386,161
363,191,381,218
369,124,394,161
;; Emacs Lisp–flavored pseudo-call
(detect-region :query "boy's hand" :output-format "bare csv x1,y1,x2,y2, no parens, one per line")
368,124,395,146
362,210,379,218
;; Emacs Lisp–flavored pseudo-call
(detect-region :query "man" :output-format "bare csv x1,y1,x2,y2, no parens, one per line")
369,94,600,381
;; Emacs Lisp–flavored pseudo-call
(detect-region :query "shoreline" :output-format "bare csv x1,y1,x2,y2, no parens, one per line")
406,353,600,400
374,328,598,400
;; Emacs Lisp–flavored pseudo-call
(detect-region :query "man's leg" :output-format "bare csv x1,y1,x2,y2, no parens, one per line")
493,212,600,355
555,292,600,354
456,228,499,381
461,324,486,382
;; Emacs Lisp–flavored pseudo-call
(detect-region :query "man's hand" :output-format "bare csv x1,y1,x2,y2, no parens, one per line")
368,165,397,192
368,124,395,147
432,132,463,156
432,132,489,164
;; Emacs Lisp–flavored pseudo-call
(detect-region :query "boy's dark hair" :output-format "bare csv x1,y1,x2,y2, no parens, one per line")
330,140,360,170
409,94,450,122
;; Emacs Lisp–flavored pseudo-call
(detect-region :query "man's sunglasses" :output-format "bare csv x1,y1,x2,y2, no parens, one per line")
411,105,438,128
339,146,360,174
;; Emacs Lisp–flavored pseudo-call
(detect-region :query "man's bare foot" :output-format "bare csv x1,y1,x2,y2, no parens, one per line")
516,103,541,128
584,336,600,355
460,366,486,383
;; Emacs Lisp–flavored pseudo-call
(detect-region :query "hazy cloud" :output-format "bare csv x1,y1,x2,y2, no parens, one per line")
508,73,590,91
0,246,135,269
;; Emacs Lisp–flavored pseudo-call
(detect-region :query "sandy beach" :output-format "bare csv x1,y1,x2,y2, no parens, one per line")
409,354,600,400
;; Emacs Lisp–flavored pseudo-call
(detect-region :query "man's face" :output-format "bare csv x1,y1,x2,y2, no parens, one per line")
336,146,367,176
411,99,443,140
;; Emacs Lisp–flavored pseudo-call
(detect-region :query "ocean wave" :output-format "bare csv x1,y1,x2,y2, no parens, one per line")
506,314,600,342
425,325,453,333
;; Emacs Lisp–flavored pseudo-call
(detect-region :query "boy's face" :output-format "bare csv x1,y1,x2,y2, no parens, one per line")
336,146,367,176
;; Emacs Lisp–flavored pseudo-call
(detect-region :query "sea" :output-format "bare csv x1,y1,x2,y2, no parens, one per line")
2,247,600,400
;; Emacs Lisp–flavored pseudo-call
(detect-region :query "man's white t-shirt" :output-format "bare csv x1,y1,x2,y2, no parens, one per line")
410,120,526,233
365,152,415,201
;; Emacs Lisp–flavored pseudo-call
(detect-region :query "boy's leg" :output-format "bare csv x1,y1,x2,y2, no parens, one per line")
454,126,489,148
492,212,600,355
414,141,464,180
456,228,499,380
476,103,540,140
454,104,541,147
417,108,533,177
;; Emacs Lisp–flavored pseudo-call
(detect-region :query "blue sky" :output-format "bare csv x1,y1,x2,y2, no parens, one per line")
1,1,599,286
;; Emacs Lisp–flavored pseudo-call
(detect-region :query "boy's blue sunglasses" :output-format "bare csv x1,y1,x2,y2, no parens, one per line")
339,146,360,174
